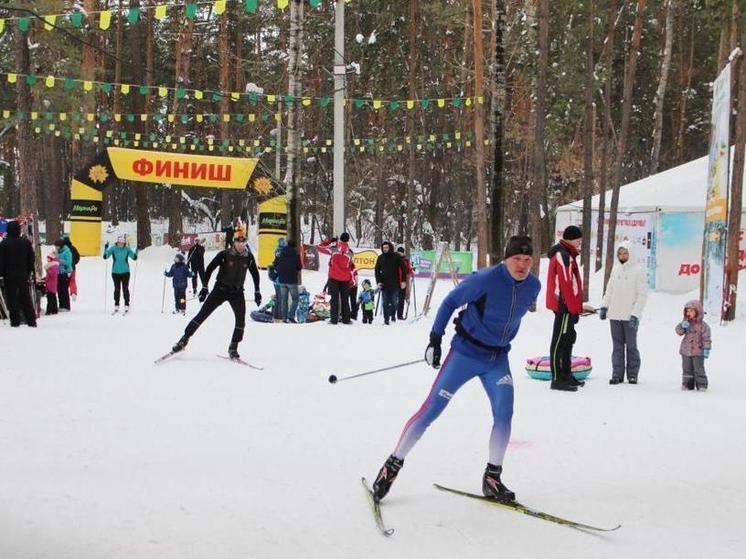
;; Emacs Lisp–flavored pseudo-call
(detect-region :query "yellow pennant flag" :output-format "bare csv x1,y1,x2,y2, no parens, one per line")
406,100,415,110
354,139,360,146
43,15,56,31
278,0,289,10
477,96,484,104
455,132,461,139
155,5,168,20
194,90,204,100
45,76,55,88
59,113,67,121
231,92,240,102
196,114,204,123
397,145,403,151
429,135,436,142
0,20,5,34
167,114,175,123
465,98,472,107
223,114,231,122
140,114,147,122
253,140,260,147
31,112,39,120
48,124,55,131
121,83,130,95
321,147,327,153
99,11,112,30
437,98,445,108
106,131,113,138
158,86,168,98
2,110,11,119
359,146,365,153
83,81,93,91
135,133,142,141
267,95,276,104
302,97,312,107
215,0,227,15
373,100,382,110
248,114,256,122
239,139,245,146
86,113,94,122
179,137,185,144
114,114,122,122
274,113,281,122
7,73,17,84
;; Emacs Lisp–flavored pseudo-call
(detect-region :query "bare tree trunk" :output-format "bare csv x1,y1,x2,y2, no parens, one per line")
284,0,305,243
44,136,64,243
218,13,232,228
581,0,594,301
675,23,694,164
130,0,151,249
14,24,40,273
489,0,506,261
724,14,746,321
472,0,489,267
406,0,418,253
531,0,549,277
650,0,674,174
604,0,647,288
595,0,618,272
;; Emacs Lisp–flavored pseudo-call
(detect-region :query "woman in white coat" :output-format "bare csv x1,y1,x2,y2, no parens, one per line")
599,242,648,384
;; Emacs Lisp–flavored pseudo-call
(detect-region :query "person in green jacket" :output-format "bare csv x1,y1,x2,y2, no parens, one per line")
103,235,138,313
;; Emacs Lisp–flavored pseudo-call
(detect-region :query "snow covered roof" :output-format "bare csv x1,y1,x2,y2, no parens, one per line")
557,151,746,213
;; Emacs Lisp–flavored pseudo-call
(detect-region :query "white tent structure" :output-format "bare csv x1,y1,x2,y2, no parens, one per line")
555,153,746,293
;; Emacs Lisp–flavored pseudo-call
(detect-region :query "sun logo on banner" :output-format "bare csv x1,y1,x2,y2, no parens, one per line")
88,164,109,184
253,176,272,196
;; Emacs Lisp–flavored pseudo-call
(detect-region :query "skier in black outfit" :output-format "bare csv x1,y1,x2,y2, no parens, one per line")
187,238,206,295
171,234,261,359
374,241,408,325
0,220,37,327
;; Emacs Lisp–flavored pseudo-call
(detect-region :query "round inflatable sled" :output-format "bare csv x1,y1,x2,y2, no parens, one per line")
524,355,592,381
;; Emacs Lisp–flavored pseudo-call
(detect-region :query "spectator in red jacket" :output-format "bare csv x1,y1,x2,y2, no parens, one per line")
327,232,355,324
546,225,593,392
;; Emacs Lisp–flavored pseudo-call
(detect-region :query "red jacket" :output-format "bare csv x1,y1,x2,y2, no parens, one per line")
328,242,354,282
398,256,414,282
546,240,583,315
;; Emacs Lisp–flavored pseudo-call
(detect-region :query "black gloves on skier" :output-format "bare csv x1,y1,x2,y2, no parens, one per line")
198,287,209,302
425,332,442,369
254,291,262,306
598,307,607,320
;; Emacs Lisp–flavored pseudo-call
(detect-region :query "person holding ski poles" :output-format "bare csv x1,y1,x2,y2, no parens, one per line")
187,238,206,296
165,253,193,315
371,236,540,503
170,234,261,360
396,246,414,320
103,235,138,314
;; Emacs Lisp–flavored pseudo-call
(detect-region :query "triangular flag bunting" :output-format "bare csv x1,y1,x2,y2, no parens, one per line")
99,11,112,30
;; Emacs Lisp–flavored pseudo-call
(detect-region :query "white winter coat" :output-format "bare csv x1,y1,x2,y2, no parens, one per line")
601,245,648,321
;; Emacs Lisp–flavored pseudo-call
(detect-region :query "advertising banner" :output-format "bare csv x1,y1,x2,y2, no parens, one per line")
411,249,473,277
702,63,731,316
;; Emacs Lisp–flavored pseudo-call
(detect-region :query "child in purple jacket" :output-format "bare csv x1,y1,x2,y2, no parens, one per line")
674,299,711,391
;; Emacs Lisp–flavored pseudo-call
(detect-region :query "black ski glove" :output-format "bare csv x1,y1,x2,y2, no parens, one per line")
198,287,209,302
254,291,262,306
425,332,443,369
599,307,607,320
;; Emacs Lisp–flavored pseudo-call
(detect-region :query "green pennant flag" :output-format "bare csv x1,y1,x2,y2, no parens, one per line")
72,112,82,122
388,100,400,111
261,112,270,121
319,97,331,108
101,82,113,93
126,114,135,123
64,78,75,90
100,114,109,122
235,113,245,122
420,99,430,109
185,3,198,19
127,8,140,24
245,0,258,14
120,132,127,139
309,0,322,6
176,87,186,99
211,92,222,101
44,112,53,120
17,17,31,31
210,114,219,123
153,113,164,122
354,99,365,109
180,114,189,124
248,92,258,104
149,133,156,141
138,85,149,95
452,97,463,107
69,12,83,27
25,75,38,86
284,95,294,104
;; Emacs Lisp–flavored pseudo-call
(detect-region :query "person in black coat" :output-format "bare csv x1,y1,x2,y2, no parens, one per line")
187,238,206,295
0,220,37,327
273,239,303,322
374,241,408,325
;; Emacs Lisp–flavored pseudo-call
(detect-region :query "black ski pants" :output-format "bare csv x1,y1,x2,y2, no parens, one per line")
550,310,578,384
4,277,36,327
184,285,245,345
190,265,206,292
328,279,350,324
112,272,130,306
57,273,71,311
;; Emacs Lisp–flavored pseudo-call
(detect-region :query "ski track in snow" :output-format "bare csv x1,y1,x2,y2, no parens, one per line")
1,246,745,558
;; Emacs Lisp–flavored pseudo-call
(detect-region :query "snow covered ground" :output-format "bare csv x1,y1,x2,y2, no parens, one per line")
1,246,745,558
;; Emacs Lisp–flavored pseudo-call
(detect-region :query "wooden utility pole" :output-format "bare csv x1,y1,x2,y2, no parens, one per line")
604,0,647,288
581,0,595,301
472,0,489,267
489,0,506,261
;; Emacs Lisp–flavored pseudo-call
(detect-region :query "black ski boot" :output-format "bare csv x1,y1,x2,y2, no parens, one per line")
569,376,585,387
550,380,578,392
372,455,404,502
482,463,515,502
228,343,240,360
172,335,189,353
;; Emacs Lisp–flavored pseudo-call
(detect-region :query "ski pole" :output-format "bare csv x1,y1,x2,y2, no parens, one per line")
130,255,139,309
104,256,109,314
160,275,167,313
412,277,418,316
375,290,381,316
328,359,424,384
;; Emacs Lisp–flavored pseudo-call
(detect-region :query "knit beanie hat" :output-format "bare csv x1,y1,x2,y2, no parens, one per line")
340,232,350,243
562,225,583,241
504,236,533,259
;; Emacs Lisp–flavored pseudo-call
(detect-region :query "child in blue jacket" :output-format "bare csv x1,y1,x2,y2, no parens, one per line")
165,253,193,314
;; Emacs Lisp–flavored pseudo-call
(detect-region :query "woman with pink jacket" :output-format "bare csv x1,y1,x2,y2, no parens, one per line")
44,251,59,315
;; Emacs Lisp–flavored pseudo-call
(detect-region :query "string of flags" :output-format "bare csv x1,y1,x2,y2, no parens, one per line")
0,0,351,33
26,122,491,155
0,71,485,112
